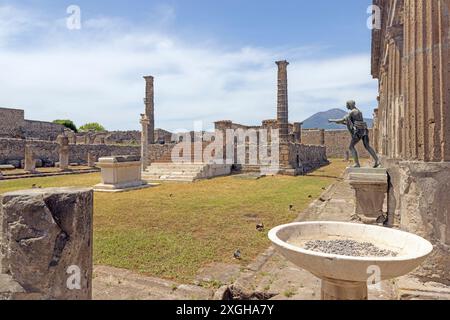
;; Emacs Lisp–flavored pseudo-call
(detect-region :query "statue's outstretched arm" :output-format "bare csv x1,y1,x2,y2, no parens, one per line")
328,116,348,125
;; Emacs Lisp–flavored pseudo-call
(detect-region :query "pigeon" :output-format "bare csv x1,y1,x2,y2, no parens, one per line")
31,184,37,189
233,249,242,260
256,223,264,232
289,204,294,211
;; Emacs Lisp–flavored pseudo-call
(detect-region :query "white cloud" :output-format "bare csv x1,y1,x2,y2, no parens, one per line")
0,4,377,131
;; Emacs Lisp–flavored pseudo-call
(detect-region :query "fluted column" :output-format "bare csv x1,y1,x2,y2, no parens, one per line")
143,76,155,145
403,0,450,161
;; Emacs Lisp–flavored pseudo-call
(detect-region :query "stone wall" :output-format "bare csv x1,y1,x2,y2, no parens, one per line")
0,138,140,167
24,120,66,141
302,129,373,158
289,143,328,174
382,158,450,285
148,143,177,163
0,108,24,138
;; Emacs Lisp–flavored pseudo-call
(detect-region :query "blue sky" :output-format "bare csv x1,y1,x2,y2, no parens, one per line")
0,0,377,131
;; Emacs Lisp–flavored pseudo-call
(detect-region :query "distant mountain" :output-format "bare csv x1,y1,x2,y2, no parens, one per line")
301,108,373,130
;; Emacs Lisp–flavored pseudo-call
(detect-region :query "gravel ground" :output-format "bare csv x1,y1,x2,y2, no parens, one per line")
303,239,398,257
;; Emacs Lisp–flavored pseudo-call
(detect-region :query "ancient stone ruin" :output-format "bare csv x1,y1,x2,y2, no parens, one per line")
0,188,93,300
371,0,450,287
141,61,330,182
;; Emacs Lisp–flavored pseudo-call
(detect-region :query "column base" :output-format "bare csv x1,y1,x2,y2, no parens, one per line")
321,279,368,300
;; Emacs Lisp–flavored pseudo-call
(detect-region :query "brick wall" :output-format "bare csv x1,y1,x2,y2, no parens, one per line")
24,120,66,141
0,108,25,138
301,129,373,158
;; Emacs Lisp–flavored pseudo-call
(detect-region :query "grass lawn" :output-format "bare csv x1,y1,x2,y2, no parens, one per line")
0,159,347,283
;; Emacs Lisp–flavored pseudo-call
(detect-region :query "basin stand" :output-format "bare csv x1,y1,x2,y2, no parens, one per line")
321,279,368,300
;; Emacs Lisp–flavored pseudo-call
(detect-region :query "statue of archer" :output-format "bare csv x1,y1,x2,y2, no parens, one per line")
329,100,380,168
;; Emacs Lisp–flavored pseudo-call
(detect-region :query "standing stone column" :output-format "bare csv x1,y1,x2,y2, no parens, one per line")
276,60,292,170
24,144,36,173
403,0,450,161
57,134,70,171
276,61,290,143
0,188,93,300
144,76,155,145
140,114,150,170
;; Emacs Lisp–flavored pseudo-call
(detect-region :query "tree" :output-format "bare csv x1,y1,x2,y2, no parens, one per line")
53,120,77,132
79,122,106,132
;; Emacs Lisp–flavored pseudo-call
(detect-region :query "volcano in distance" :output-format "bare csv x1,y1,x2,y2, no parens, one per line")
301,108,373,130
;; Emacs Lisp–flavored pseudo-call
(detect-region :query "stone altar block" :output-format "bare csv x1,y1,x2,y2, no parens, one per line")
0,187,93,300
94,155,152,192
346,167,388,224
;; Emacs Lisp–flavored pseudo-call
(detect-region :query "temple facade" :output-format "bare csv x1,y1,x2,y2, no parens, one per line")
371,0,450,287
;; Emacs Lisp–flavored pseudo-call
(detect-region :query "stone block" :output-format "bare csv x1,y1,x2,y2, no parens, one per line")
0,187,93,300
94,155,149,192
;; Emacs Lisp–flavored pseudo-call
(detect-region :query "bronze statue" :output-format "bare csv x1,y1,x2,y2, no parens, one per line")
329,100,380,168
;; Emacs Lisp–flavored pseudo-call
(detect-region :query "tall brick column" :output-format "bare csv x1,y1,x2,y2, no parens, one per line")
276,61,290,143
143,76,155,145
276,61,291,169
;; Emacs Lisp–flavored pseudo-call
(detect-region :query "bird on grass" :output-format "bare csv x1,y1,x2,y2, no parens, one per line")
233,249,242,260
256,223,264,232
289,204,294,211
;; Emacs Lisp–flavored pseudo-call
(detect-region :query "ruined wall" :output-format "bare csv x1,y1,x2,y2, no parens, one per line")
289,143,328,173
24,120,65,141
302,129,373,158
148,143,177,163
0,108,24,138
0,138,140,167
382,158,450,285
371,0,450,285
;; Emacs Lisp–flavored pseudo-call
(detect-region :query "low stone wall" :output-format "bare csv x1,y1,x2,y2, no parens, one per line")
302,129,373,158
0,138,140,167
290,143,328,173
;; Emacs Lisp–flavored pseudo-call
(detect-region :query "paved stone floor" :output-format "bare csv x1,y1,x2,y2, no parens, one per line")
93,169,450,300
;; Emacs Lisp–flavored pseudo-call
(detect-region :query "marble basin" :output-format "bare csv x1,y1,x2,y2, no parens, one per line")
268,221,433,300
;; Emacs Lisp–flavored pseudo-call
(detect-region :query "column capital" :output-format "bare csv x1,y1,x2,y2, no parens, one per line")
276,60,290,67
143,75,154,82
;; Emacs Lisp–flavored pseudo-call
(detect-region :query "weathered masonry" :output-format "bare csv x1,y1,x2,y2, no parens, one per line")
371,0,450,290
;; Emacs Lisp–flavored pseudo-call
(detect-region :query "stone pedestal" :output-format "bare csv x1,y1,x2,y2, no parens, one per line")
24,145,36,173
87,152,96,167
0,188,93,300
57,134,70,171
94,155,151,192
321,279,368,300
347,167,388,224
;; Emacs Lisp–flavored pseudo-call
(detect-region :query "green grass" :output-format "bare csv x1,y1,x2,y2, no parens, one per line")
0,160,347,283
